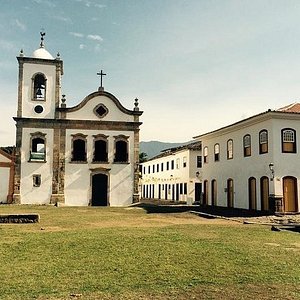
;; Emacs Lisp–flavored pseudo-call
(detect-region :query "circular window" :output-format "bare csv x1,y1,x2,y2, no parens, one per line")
34,105,44,114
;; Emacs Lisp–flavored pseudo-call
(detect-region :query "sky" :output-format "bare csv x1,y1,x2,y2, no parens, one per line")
1,0,300,145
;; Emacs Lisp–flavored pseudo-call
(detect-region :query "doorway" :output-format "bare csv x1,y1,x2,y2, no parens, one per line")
260,177,269,211
91,173,108,206
227,179,234,208
248,177,257,210
283,176,298,212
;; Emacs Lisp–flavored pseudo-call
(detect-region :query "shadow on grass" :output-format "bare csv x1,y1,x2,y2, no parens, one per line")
135,200,273,218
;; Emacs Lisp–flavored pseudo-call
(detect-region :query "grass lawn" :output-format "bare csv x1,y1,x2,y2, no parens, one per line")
0,205,299,300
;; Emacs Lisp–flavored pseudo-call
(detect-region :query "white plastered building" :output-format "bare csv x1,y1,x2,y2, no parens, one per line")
13,35,142,206
194,103,300,213
140,142,202,204
0,148,15,203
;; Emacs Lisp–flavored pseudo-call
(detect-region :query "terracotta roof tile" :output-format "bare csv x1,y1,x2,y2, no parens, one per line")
277,103,300,113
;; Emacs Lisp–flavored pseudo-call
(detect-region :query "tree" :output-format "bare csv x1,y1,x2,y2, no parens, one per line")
139,152,148,163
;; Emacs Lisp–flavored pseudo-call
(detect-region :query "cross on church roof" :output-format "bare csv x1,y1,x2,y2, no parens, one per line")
97,69,106,91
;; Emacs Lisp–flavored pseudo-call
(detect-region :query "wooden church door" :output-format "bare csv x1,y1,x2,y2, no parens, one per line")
92,173,108,206
283,177,298,212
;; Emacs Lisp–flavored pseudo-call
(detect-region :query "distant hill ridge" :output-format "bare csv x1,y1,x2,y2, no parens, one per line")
140,141,190,159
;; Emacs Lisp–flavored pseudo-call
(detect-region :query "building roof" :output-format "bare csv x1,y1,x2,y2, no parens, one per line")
0,146,14,155
0,146,15,160
144,141,201,162
193,103,300,139
32,47,54,60
277,102,300,113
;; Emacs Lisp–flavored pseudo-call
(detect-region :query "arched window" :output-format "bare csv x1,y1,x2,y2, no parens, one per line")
243,134,251,157
32,73,46,101
93,135,108,162
282,128,296,153
227,139,233,159
114,135,129,163
30,132,46,162
71,134,87,162
214,144,220,161
259,130,268,154
203,146,208,163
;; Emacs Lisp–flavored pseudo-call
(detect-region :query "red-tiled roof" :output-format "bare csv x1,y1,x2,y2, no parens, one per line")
277,103,300,113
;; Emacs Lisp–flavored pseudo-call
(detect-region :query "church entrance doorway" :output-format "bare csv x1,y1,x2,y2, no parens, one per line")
91,173,108,206
283,176,298,212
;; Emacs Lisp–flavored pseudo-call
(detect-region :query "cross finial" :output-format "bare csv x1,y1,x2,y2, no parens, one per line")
97,69,106,91
40,31,46,48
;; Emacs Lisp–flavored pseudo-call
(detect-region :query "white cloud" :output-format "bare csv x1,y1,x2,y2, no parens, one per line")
32,0,56,8
52,15,72,23
94,44,101,52
79,44,86,50
76,0,105,9
0,39,15,51
15,19,26,31
95,4,106,9
87,34,103,41
69,32,84,38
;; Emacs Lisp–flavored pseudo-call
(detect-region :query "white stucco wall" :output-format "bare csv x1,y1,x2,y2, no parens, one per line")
66,95,134,122
0,168,10,203
64,129,134,206
198,115,300,211
141,148,201,202
20,128,54,204
22,62,57,119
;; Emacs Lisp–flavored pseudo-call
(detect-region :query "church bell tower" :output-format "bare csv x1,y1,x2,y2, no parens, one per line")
16,32,63,120
13,33,64,204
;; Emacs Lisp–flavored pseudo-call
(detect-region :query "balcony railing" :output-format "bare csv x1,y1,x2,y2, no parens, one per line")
30,151,46,161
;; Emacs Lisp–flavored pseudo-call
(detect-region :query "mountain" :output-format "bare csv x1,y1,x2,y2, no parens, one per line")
140,141,189,159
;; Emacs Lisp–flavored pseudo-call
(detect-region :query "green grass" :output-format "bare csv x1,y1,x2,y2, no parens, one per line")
0,205,299,299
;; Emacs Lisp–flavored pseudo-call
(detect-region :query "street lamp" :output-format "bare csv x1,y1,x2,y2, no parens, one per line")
269,163,274,180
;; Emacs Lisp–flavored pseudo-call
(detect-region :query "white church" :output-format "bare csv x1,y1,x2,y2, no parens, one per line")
10,33,143,206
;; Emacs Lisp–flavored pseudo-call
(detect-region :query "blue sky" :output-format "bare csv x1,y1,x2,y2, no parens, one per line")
1,0,300,145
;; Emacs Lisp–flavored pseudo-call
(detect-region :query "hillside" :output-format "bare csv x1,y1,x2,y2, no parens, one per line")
140,141,189,159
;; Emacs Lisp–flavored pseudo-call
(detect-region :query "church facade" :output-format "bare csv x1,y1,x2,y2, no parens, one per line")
13,36,142,206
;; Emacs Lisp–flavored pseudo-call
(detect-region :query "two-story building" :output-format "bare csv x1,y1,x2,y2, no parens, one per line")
140,142,202,204
194,103,300,213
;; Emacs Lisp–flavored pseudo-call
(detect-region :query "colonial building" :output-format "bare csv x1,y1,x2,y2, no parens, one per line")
194,103,300,213
12,34,142,206
0,147,15,203
140,142,202,204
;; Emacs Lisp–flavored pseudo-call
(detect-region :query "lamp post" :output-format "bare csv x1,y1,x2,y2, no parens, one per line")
269,163,274,181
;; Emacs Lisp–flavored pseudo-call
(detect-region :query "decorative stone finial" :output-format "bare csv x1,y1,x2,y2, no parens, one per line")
40,31,46,48
134,98,139,111
56,52,60,60
19,49,24,57
61,94,66,108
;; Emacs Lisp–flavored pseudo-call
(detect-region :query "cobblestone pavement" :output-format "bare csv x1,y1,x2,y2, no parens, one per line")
233,214,300,225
